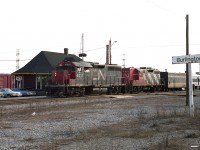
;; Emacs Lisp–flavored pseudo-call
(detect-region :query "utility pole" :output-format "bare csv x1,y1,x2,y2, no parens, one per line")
109,38,112,64
16,49,20,70
108,38,117,65
122,53,126,68
199,63,200,74
186,14,189,106
172,15,195,116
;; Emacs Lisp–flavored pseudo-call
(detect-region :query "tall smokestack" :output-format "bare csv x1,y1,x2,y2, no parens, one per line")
109,39,111,64
64,48,68,55
106,45,109,65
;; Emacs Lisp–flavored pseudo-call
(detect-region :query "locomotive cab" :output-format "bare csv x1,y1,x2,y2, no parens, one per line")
122,67,139,84
52,61,76,85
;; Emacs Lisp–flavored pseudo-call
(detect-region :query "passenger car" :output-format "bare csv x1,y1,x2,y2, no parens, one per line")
12,88,36,96
0,88,22,97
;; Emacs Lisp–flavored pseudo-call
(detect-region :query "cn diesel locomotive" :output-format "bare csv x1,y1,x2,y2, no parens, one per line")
122,67,186,92
46,55,196,97
46,56,125,97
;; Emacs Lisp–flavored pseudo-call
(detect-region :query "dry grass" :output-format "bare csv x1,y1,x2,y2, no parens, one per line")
50,106,200,149
1,92,200,149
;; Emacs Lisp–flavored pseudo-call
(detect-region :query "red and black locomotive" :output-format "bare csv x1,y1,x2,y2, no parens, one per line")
46,55,187,97
46,55,125,97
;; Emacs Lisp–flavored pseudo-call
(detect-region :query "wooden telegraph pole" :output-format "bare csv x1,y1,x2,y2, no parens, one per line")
172,15,198,116
186,14,189,106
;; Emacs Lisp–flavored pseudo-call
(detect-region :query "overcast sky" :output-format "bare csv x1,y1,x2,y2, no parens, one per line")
0,0,200,73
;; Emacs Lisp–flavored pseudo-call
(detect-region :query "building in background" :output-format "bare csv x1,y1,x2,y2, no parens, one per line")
12,49,80,93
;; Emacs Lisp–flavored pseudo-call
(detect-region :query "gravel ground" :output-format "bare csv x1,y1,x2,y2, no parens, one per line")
0,91,200,150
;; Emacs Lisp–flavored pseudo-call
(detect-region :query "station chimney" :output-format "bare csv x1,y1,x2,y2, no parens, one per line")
64,48,68,55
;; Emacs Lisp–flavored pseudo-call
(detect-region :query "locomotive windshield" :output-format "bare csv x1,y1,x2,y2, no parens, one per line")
56,66,71,71
134,69,139,74
56,62,76,72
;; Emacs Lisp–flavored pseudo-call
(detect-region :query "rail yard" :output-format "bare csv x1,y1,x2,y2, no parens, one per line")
1,1,200,149
0,90,200,149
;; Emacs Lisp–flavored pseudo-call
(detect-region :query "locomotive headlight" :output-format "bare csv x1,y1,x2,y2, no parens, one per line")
55,72,57,77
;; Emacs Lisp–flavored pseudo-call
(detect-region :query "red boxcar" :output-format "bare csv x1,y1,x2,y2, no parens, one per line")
0,74,15,88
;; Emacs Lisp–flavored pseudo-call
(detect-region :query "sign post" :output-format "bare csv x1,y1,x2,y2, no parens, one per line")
188,63,194,116
172,54,200,116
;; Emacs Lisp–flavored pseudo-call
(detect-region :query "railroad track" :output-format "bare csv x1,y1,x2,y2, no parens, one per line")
0,90,199,105
0,96,48,105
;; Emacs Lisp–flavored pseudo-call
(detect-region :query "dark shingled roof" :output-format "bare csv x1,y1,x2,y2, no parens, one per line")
64,55,82,62
12,51,82,74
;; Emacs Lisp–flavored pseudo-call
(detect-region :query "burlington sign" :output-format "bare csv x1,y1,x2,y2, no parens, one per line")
172,53,200,117
172,54,200,64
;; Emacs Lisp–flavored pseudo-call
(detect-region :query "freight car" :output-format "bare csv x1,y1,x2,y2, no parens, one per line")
0,74,15,89
45,57,125,97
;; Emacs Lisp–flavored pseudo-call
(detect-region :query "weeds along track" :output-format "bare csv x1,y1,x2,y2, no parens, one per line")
0,92,174,104
0,96,47,104
0,92,171,116
0,90,199,117
0,94,134,115
0,92,145,107
0,90,192,103
0,90,193,109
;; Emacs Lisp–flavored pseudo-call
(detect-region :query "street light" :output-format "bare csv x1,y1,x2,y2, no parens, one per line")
109,39,117,64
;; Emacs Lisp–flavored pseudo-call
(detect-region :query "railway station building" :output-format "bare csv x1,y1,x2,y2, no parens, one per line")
12,49,82,93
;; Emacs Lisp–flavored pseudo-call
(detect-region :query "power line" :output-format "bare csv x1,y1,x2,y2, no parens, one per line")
0,59,31,61
145,0,179,16
85,46,106,52
98,52,106,62
74,46,106,54
0,46,107,61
